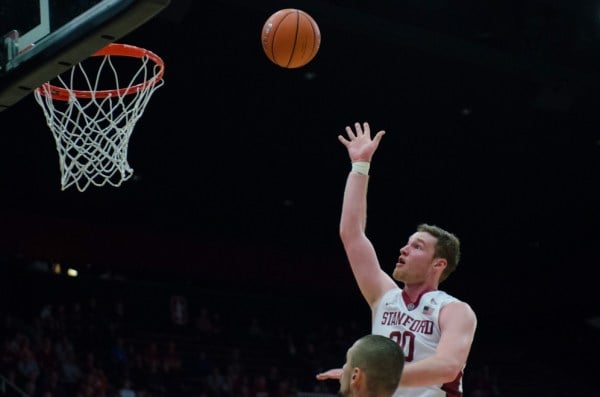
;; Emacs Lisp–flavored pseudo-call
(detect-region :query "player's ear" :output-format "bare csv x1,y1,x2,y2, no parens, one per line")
434,259,447,269
350,368,362,385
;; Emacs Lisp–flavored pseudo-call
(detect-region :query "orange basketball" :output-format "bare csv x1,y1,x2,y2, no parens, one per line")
261,9,321,69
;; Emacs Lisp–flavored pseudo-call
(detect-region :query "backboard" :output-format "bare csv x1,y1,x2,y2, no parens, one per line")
0,0,170,111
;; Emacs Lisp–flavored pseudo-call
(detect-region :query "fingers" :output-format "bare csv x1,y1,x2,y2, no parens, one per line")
343,122,366,140
338,134,349,145
351,121,368,137
315,373,334,380
361,122,370,137
345,125,356,139
373,129,386,144
316,368,343,380
341,122,383,142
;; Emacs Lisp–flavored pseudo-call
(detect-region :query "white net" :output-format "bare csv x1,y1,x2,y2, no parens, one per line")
33,43,165,192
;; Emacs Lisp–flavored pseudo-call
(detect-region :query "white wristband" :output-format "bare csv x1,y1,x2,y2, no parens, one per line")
351,161,370,176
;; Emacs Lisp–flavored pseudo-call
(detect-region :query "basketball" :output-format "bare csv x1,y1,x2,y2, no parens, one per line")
261,9,321,69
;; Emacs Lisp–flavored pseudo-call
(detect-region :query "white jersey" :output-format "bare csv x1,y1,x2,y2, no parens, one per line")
372,288,464,397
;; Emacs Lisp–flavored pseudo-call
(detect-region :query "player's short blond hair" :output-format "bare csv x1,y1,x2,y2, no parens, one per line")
417,224,461,283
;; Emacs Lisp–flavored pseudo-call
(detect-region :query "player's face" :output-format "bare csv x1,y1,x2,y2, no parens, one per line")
393,231,438,283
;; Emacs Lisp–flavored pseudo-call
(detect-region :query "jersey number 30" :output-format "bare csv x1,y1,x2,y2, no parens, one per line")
389,330,415,362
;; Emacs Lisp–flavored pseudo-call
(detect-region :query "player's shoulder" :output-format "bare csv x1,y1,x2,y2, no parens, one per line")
441,298,477,324
428,289,460,304
434,291,476,315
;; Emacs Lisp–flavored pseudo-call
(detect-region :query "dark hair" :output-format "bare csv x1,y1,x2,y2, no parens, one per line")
417,223,461,283
351,334,405,395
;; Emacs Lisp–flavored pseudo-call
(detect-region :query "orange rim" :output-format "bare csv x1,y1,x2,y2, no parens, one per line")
37,43,165,101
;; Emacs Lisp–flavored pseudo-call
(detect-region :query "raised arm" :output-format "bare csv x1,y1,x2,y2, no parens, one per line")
338,122,397,307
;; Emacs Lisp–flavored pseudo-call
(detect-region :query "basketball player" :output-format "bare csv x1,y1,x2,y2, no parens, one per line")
339,334,405,397
317,122,477,397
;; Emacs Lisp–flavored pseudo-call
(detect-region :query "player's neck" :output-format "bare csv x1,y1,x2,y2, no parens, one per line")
402,282,437,303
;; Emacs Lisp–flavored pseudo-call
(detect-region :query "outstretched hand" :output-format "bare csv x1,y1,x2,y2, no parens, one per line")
315,368,343,380
338,121,386,163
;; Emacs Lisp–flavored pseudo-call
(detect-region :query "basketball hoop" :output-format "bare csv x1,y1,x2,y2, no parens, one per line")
33,43,165,192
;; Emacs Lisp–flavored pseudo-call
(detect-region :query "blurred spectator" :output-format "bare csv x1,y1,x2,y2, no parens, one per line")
251,374,269,397
127,352,148,392
55,334,76,364
162,340,183,396
194,307,214,338
107,299,126,338
0,338,18,373
39,304,57,334
144,351,167,397
192,350,214,380
15,335,40,385
22,379,37,397
248,316,266,344
68,302,84,338
226,347,244,378
60,349,83,394
272,379,295,397
162,340,182,373
468,365,501,397
170,295,189,327
232,373,252,397
206,366,229,396
266,365,281,395
142,341,161,371
109,336,130,378
36,335,59,374
211,312,223,340
37,368,65,397
119,378,136,397
84,367,110,397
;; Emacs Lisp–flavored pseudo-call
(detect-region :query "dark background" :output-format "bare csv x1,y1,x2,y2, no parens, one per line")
1,0,599,393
